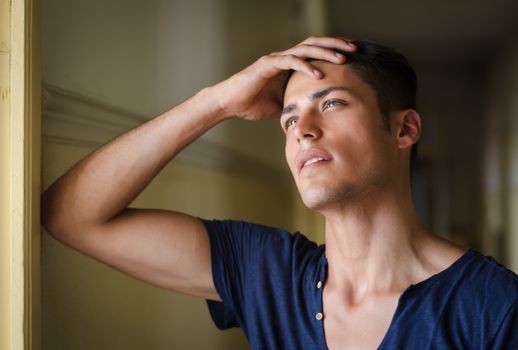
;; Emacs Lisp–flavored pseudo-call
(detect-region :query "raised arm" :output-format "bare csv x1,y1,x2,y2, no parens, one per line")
41,37,355,300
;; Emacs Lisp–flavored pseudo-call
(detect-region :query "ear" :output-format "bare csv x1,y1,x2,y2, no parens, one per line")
396,109,421,150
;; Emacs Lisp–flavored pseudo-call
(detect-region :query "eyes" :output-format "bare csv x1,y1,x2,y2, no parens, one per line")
282,99,346,131
285,117,298,129
323,99,344,110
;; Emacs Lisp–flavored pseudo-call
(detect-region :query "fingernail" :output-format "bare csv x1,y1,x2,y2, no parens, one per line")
335,52,345,59
313,69,322,77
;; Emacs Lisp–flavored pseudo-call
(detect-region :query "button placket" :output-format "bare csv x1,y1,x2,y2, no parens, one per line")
315,279,324,320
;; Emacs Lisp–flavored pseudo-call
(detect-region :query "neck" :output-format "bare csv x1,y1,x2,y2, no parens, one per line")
322,184,435,301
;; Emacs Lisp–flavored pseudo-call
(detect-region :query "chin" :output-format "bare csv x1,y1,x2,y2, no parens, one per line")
300,185,355,210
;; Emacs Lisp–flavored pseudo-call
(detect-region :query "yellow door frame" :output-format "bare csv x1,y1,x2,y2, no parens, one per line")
1,0,41,349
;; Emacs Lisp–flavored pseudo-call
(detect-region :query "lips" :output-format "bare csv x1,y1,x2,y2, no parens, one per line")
296,148,332,173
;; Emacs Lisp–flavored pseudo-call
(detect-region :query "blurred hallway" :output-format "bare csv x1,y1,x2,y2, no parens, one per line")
326,0,518,266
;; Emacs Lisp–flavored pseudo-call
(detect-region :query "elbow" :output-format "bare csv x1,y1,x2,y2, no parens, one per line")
41,187,96,248
41,188,70,239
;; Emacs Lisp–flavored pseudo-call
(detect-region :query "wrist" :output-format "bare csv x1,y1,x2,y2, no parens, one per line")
195,85,235,124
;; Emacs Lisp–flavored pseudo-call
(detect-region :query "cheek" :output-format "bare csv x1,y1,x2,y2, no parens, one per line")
329,126,379,167
284,138,297,173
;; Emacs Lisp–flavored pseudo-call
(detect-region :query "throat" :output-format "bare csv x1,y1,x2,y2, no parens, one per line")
322,210,428,294
323,285,401,350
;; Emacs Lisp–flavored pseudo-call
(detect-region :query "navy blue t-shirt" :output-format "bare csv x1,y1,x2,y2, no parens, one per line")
202,219,518,349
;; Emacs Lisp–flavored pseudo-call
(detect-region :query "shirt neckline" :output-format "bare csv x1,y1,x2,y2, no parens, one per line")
409,248,475,289
317,248,476,350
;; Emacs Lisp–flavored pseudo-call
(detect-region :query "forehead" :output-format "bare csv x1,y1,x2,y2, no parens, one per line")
283,61,373,104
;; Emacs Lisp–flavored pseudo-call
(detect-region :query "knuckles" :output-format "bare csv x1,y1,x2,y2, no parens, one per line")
256,55,272,64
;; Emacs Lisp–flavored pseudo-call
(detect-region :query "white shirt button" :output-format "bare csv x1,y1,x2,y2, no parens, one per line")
315,312,323,320
316,281,322,289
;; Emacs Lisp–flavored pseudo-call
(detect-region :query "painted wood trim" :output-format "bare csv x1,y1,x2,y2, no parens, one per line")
10,0,28,348
8,0,41,349
0,0,13,347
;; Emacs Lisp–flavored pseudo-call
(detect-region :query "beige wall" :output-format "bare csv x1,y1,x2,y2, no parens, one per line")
41,0,322,349
41,134,322,350
42,0,298,170
42,142,299,349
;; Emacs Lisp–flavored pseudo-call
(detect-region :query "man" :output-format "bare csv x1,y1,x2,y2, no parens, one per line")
42,37,517,349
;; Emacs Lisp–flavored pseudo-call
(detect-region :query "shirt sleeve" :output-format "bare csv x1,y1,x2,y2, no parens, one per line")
201,219,285,330
488,300,518,349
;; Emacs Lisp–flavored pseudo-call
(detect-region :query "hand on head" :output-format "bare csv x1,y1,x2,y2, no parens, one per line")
213,37,357,121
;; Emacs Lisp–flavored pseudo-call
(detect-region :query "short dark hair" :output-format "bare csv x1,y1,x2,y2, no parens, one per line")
341,40,419,170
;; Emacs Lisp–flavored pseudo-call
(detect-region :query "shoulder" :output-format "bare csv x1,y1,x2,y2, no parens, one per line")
201,218,307,242
404,250,518,347
417,249,518,302
459,250,518,297
466,252,518,347
201,218,321,257
412,249,518,327
433,249,518,311
444,250,518,332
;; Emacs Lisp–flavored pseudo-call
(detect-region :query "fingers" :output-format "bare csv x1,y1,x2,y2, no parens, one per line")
277,44,346,64
274,36,355,77
277,36,356,61
253,36,357,80
256,54,322,79
301,36,357,52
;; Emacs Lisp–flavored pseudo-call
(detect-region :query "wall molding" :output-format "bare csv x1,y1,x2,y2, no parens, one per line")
42,83,290,184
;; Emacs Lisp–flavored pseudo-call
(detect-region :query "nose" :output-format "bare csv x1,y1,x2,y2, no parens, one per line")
293,114,322,143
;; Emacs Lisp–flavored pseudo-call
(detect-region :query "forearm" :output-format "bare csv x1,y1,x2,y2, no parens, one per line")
42,86,230,234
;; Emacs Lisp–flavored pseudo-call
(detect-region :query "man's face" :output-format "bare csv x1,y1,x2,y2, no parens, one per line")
281,61,397,210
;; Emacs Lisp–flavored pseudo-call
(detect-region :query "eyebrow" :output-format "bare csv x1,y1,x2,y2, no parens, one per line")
281,86,352,116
